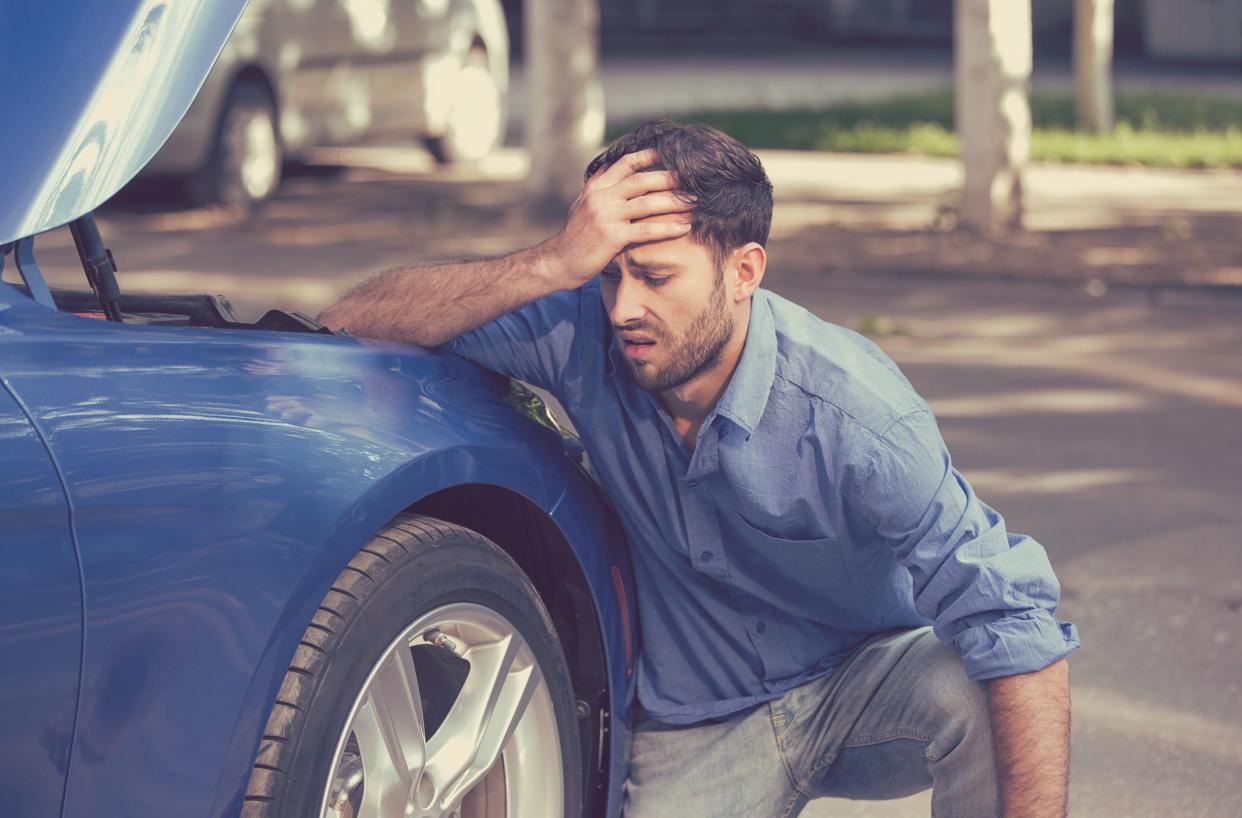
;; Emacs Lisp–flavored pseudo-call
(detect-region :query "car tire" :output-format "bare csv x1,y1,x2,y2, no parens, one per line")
241,514,582,818
424,48,505,164
192,80,282,209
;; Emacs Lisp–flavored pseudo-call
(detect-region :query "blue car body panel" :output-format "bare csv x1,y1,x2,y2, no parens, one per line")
0,0,249,244
0,383,83,818
0,283,634,817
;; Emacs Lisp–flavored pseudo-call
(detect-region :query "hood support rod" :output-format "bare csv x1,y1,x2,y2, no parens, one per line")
13,238,56,309
69,214,123,323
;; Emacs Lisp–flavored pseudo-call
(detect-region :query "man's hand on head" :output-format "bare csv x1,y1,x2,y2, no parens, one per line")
317,150,694,346
539,149,694,291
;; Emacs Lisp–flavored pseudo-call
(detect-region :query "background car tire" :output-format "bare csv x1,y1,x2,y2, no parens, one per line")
191,80,282,209
424,48,505,164
241,514,583,818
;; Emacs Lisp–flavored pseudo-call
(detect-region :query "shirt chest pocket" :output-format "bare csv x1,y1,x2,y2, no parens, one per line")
722,512,853,601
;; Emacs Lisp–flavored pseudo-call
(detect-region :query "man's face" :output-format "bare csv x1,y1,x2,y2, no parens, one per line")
600,214,734,392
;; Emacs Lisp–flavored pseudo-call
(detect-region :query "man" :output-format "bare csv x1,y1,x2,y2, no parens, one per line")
320,120,1079,818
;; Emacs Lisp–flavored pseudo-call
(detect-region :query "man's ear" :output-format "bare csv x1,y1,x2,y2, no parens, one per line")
731,242,766,302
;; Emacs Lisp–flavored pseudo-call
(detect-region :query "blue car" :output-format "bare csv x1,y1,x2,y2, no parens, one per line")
0,4,634,817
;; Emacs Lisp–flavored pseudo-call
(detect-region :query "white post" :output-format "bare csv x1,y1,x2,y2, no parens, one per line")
954,0,1033,234
1074,0,1115,133
524,0,606,215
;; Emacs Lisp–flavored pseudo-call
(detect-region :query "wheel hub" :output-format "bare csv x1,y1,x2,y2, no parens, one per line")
320,603,563,818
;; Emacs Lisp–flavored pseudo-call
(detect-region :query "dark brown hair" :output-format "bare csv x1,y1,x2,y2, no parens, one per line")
585,119,773,268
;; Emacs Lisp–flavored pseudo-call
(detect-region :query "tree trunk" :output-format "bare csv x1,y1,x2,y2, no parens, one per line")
954,0,1033,234
1074,0,1115,133
524,0,606,216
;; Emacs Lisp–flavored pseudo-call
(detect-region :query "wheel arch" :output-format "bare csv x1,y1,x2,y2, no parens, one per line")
408,483,613,812
210,443,631,818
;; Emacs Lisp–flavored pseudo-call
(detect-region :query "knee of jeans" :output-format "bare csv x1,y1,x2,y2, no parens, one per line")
921,643,991,760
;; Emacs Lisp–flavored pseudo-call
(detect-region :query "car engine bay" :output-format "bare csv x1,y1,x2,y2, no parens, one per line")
2,212,338,335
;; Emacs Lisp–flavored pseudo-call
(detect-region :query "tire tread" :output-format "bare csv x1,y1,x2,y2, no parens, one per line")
240,513,573,818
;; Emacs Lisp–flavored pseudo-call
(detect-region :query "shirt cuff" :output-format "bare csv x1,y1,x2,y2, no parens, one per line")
951,609,1080,681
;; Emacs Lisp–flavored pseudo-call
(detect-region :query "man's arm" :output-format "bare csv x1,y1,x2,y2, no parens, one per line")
848,409,1079,813
989,658,1071,818
318,148,692,346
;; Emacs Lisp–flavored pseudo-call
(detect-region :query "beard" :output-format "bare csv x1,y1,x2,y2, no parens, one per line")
618,273,734,392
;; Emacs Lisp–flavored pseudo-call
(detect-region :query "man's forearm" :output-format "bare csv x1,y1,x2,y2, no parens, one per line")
317,242,559,347
988,657,1071,818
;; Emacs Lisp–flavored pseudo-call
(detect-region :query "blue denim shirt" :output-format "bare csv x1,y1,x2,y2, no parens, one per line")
445,281,1079,725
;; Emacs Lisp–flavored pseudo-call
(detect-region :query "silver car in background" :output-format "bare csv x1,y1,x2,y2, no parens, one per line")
141,0,509,206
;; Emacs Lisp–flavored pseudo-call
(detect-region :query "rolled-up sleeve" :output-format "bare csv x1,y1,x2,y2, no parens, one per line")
851,409,1080,679
439,286,589,394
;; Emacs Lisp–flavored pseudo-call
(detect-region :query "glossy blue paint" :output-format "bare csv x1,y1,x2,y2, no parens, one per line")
552,475,640,817
0,382,83,818
0,0,248,243
0,283,634,818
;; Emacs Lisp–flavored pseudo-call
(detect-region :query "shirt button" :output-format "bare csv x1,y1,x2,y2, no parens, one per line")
699,550,714,562
687,479,699,489
756,620,767,634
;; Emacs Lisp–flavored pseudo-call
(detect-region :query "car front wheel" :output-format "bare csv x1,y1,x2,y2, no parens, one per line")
242,515,582,818
424,48,505,164
194,80,282,208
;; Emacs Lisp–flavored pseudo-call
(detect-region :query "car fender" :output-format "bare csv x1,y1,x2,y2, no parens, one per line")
210,437,636,817
0,297,632,818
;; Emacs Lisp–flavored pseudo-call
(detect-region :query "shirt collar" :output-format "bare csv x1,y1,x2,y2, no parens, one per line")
604,322,622,379
713,291,777,437
603,291,778,438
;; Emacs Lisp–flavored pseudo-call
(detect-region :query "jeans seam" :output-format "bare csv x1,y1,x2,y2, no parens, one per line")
842,729,933,747
778,789,805,818
806,730,933,779
768,702,812,799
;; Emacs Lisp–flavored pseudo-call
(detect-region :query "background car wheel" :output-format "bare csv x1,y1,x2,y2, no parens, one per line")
193,80,282,208
242,515,582,818
425,48,505,164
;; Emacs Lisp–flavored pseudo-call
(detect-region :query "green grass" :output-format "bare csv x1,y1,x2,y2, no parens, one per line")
610,92,1242,169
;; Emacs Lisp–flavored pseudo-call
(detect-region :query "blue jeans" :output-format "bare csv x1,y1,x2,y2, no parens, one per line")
622,627,1000,818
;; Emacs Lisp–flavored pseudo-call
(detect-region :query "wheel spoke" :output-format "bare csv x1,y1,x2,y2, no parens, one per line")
425,630,543,811
349,645,427,817
349,700,407,818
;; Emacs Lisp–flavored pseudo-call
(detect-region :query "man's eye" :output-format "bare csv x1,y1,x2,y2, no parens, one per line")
645,276,670,287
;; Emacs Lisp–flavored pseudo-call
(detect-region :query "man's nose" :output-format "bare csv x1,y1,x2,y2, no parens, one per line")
609,274,646,327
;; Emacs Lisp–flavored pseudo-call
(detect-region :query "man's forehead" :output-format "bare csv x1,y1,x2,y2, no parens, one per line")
615,251,680,270
612,240,700,270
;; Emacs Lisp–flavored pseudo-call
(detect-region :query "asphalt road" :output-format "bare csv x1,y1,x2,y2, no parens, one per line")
777,271,1242,818
23,148,1242,818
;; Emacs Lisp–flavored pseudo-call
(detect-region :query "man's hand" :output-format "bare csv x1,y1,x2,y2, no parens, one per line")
539,148,693,289
318,148,693,346
988,658,1071,818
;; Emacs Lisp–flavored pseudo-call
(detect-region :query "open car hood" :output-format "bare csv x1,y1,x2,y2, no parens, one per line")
0,0,249,245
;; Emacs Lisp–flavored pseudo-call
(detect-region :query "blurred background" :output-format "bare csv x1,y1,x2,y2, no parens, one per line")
25,1,1242,815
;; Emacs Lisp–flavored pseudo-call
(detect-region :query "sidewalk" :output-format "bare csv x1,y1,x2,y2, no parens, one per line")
88,142,1242,322
508,47,1242,130
501,49,1242,296
757,150,1242,296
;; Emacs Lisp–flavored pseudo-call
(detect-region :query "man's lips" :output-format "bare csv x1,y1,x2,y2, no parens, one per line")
618,331,657,360
617,329,655,343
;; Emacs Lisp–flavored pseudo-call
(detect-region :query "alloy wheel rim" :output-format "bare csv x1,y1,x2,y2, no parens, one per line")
445,61,502,161
320,602,564,818
224,104,279,201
